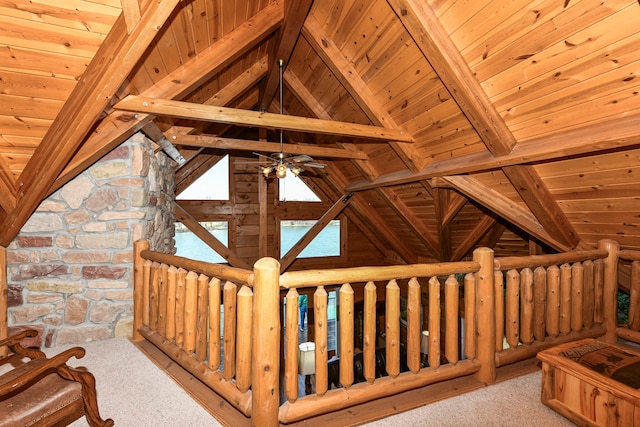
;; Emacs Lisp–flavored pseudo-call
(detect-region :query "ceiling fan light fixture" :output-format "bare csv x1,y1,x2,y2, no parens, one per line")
290,166,302,176
262,166,272,177
276,163,287,179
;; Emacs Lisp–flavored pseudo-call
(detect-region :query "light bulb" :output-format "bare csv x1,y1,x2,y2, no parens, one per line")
262,166,272,177
276,163,287,179
291,166,301,176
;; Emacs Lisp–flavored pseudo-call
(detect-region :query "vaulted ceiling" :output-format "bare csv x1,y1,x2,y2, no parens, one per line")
1,0,640,262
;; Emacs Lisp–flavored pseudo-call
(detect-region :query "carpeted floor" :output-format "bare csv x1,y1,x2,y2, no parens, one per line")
42,338,574,427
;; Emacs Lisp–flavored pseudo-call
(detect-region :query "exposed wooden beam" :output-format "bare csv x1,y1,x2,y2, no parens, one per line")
302,15,423,172
442,192,467,227
115,95,414,143
284,68,379,181
387,0,516,156
51,6,282,195
451,215,498,261
174,203,250,269
259,0,314,111
0,0,182,246
279,192,354,272
165,134,368,160
440,175,571,252
432,188,452,261
258,129,269,259
120,0,141,33
503,165,581,250
346,113,640,191
0,159,16,212
378,187,440,259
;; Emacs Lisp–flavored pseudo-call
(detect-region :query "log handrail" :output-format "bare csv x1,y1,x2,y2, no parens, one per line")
139,249,253,285
494,249,608,271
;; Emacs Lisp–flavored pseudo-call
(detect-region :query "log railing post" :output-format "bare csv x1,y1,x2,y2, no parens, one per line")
252,257,281,427
599,239,619,343
0,245,7,358
133,239,150,341
474,247,495,384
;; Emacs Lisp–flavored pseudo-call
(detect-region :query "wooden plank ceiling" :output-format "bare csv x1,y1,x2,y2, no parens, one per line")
1,0,640,260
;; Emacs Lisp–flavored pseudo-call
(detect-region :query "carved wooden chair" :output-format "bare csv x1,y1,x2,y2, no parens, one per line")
0,329,113,427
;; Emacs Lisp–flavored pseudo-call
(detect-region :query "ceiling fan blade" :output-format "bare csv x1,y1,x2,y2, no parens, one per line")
289,154,314,163
300,162,326,169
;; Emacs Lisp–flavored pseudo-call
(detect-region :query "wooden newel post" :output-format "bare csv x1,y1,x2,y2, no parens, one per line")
0,246,7,358
252,257,281,427
599,239,619,344
133,239,149,341
473,247,496,384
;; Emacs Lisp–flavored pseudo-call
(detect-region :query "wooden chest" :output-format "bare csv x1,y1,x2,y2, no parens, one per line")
537,339,640,427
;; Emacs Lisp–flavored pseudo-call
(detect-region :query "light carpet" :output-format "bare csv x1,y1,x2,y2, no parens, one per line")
42,338,574,426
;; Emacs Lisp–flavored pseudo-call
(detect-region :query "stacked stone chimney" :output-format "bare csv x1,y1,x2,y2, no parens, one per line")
5,133,175,347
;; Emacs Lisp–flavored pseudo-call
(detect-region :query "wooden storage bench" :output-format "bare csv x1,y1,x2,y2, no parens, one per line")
537,338,640,426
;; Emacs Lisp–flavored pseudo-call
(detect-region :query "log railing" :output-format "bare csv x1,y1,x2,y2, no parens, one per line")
617,248,640,344
131,239,628,426
491,241,614,369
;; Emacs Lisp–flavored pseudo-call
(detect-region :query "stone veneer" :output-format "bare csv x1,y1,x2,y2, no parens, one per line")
5,133,175,347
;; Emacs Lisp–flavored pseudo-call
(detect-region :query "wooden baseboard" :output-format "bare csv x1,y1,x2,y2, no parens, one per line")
132,338,543,427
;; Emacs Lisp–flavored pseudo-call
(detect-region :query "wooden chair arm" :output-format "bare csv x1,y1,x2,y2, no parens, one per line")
0,329,46,359
0,347,86,397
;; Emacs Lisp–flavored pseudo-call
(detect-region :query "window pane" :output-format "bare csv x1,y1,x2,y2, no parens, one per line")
281,220,340,258
177,155,229,200
174,222,228,263
279,174,320,202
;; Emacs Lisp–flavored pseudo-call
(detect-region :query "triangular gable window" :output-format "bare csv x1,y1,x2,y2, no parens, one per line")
177,155,229,200
279,174,320,202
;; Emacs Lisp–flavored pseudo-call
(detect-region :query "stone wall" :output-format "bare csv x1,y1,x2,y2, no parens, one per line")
5,133,175,347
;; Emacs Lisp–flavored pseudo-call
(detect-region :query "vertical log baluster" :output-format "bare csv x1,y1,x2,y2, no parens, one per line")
505,270,520,348
314,286,328,396
533,267,546,342
599,239,620,343
208,277,221,370
428,276,441,369
583,260,595,329
158,264,169,337
149,262,160,331
363,281,377,383
339,283,354,388
223,281,237,381
175,268,187,347
559,264,572,335
494,270,504,352
166,266,177,341
445,275,459,365
142,260,151,328
236,285,253,392
284,288,299,402
473,247,495,384
571,262,584,332
183,271,198,354
407,277,422,373
464,273,476,360
593,259,604,324
520,268,534,345
629,261,640,330
546,266,560,338
385,280,401,378
195,274,209,362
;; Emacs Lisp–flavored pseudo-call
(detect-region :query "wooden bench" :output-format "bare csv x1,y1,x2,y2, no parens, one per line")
0,329,113,427
537,338,640,427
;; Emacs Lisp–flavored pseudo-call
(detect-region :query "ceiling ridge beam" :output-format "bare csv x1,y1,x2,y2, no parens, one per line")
114,95,415,143
0,0,183,246
346,113,640,191
387,0,516,156
302,15,423,172
258,0,314,111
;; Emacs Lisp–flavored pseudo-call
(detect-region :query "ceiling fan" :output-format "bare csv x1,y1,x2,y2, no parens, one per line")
236,59,326,179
